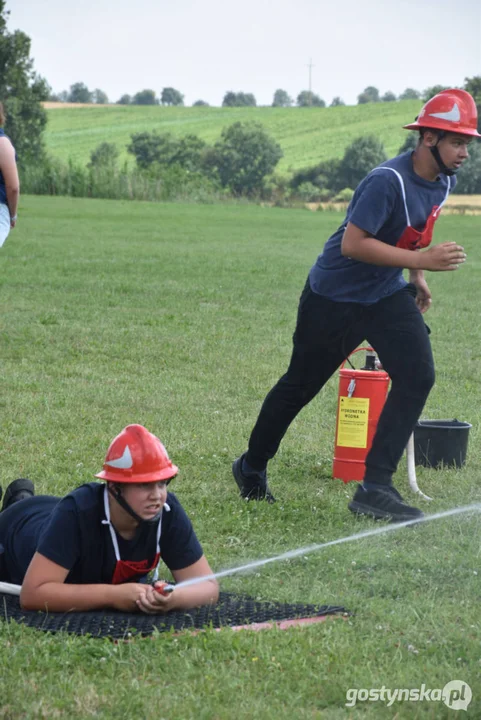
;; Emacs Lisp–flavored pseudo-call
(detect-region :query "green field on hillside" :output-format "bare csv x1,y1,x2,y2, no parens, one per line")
44,100,421,173
1,196,480,718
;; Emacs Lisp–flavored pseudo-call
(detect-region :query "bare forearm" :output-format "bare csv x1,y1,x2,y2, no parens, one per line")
20,582,119,612
409,268,425,283
341,223,465,273
6,184,19,217
342,234,422,270
169,580,219,611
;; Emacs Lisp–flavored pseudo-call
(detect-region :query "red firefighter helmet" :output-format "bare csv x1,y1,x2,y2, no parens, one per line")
403,88,481,138
95,424,178,483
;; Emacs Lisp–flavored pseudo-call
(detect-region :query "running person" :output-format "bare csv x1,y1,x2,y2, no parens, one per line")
0,425,219,612
232,89,479,522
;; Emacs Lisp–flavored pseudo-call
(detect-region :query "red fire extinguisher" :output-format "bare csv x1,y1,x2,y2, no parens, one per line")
333,347,390,483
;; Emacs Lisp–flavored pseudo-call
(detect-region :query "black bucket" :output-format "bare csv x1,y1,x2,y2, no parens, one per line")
414,419,472,468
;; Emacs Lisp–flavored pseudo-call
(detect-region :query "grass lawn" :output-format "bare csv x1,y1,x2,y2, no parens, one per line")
0,196,480,719
43,100,421,172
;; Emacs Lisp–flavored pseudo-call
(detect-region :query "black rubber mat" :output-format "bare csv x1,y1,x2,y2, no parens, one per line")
0,591,347,638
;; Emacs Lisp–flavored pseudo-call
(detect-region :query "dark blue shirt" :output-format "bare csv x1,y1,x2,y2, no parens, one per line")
309,151,455,304
0,483,203,585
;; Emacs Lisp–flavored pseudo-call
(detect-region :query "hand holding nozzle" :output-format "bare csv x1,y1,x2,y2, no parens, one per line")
153,581,175,597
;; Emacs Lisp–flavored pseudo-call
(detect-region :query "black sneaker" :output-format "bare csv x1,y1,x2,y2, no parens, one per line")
232,454,276,503
1,478,35,511
348,484,423,523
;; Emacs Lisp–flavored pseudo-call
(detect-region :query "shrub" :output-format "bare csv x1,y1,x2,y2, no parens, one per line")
128,132,177,169
209,122,283,196
338,136,387,190
88,142,119,169
128,132,207,173
290,159,342,192
294,182,323,202
333,187,354,202
261,174,290,202
317,188,333,202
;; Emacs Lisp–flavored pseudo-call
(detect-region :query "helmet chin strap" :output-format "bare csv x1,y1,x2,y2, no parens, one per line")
429,131,457,177
107,484,162,525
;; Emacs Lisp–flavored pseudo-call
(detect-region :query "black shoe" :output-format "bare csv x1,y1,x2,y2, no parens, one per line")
232,454,276,503
1,478,35,511
348,484,423,523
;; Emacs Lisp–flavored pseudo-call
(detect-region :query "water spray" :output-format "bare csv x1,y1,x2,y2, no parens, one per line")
170,502,480,592
1,503,478,599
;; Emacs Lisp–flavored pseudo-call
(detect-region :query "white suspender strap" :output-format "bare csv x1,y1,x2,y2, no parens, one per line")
102,485,121,561
438,175,451,212
372,167,411,227
151,502,170,581
101,485,168,563
372,168,451,222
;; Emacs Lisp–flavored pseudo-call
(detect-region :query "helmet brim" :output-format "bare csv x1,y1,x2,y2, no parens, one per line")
95,464,179,483
403,121,481,138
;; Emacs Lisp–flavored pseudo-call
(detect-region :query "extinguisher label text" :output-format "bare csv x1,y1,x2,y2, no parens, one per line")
337,397,370,448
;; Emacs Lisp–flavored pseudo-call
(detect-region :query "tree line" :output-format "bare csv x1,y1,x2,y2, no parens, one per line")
49,84,186,107
47,83,469,109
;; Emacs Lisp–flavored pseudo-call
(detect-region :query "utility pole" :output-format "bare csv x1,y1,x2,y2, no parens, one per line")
307,57,314,106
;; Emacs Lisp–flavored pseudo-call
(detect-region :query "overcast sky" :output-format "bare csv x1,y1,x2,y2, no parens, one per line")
8,0,481,106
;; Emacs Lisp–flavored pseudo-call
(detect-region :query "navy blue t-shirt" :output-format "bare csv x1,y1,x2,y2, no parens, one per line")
309,151,455,304
0,483,203,585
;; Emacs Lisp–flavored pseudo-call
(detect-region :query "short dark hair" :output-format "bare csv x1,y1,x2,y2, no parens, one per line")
0,103,4,126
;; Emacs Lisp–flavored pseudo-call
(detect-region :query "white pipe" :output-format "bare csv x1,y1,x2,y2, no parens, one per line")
0,581,21,596
407,432,432,501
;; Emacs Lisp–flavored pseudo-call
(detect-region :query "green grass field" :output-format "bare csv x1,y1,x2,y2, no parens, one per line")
44,100,421,172
1,196,480,718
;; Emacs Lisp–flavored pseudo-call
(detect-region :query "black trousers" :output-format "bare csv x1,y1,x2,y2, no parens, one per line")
245,279,435,485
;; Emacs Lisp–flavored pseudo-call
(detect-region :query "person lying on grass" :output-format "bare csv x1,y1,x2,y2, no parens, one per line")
0,424,219,613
